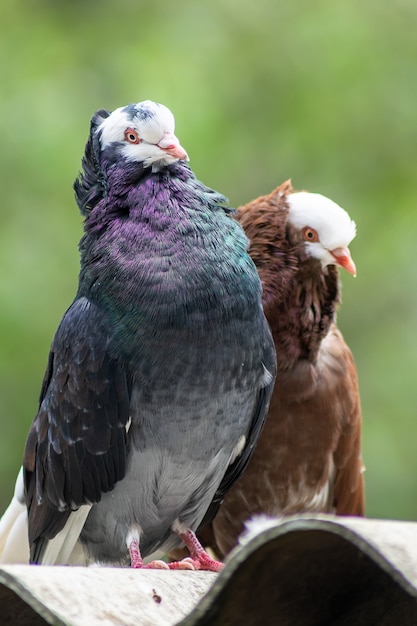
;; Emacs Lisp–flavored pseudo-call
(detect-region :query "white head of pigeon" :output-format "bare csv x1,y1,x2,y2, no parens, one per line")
287,192,357,276
99,100,189,167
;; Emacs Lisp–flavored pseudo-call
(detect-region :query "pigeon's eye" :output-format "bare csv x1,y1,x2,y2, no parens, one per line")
124,128,141,144
302,227,319,243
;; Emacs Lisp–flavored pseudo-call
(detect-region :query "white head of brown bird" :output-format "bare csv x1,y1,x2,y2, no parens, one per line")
287,191,357,276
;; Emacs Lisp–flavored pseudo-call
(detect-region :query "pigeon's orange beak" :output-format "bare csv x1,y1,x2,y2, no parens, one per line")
331,247,357,277
157,133,189,161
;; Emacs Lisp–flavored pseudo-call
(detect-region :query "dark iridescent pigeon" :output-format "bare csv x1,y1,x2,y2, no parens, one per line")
0,100,276,571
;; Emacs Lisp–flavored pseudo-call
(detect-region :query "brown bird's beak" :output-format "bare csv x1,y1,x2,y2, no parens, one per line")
331,247,357,277
157,133,189,161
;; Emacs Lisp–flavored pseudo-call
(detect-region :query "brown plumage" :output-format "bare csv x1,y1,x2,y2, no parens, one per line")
199,180,365,558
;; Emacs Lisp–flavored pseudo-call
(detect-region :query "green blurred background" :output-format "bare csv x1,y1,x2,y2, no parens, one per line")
1,0,416,520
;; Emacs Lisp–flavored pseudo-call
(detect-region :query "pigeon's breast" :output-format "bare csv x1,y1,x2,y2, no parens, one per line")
89,211,262,357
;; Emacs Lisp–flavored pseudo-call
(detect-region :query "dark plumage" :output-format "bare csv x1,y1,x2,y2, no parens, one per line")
199,180,364,557
0,101,275,570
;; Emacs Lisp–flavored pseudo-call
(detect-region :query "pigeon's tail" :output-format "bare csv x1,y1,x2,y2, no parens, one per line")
38,505,92,566
0,469,92,565
0,468,29,564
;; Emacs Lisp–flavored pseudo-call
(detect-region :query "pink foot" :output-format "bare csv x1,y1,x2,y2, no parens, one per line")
170,553,223,572
142,559,170,570
175,529,224,572
167,558,196,570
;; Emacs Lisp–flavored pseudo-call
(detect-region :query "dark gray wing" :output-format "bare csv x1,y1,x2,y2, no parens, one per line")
24,296,131,563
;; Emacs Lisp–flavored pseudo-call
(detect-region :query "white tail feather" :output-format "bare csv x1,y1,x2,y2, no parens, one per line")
0,468,92,565
40,505,92,565
0,468,29,563
0,504,29,563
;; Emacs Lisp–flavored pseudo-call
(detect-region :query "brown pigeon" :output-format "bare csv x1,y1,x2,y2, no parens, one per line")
198,180,365,558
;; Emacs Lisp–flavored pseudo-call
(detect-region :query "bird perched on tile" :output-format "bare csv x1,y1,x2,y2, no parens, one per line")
199,180,364,558
0,100,276,571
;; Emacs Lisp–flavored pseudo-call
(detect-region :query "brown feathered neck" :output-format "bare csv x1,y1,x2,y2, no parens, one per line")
236,180,341,370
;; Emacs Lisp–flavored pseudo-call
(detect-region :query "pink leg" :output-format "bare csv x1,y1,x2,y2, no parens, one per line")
129,538,143,568
169,529,224,572
129,539,169,569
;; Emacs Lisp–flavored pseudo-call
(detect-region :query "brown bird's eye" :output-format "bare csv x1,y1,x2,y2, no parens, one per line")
124,128,141,144
302,227,319,243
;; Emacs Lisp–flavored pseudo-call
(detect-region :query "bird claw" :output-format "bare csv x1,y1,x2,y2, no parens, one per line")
138,559,170,570
168,554,223,572
167,557,196,571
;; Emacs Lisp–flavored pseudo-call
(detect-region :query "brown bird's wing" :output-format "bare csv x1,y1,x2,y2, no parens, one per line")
325,326,365,516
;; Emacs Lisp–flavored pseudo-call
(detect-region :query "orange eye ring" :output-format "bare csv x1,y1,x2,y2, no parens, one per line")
302,227,319,243
124,128,141,144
